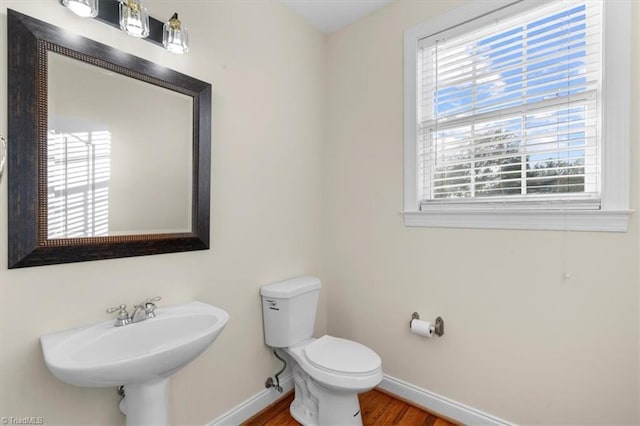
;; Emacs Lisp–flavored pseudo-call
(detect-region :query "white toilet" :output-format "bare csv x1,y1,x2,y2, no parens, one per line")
260,276,383,426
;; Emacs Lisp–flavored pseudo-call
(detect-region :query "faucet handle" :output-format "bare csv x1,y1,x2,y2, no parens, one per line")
136,296,161,306
106,304,131,327
106,304,128,316
143,296,161,318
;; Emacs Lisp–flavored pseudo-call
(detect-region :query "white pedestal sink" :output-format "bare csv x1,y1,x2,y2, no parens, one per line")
40,301,229,426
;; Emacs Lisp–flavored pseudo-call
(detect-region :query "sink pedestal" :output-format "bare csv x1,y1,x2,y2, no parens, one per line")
123,378,169,426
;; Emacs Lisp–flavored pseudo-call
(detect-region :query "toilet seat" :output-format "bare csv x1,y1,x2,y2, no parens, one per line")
286,335,383,391
304,336,381,375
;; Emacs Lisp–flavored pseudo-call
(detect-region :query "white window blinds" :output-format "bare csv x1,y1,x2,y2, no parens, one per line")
417,1,601,207
47,130,111,238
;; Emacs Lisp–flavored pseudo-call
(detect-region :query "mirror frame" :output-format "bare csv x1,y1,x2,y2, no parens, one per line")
7,10,212,268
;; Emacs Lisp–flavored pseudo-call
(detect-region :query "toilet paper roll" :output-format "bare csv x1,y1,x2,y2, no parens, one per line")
410,319,434,337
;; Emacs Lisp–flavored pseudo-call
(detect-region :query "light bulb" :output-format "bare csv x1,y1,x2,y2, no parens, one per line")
62,0,99,18
119,0,150,38
163,13,189,54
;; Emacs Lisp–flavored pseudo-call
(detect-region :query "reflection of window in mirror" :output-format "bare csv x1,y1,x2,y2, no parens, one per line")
47,128,111,238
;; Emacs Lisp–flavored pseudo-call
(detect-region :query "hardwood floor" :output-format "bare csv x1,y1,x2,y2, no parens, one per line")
242,389,457,426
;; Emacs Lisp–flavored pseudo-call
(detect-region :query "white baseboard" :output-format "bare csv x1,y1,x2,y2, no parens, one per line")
207,373,512,426
379,374,514,426
207,374,294,426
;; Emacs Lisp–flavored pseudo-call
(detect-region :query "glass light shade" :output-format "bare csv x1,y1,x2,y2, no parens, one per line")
119,0,150,38
163,13,189,54
61,0,99,18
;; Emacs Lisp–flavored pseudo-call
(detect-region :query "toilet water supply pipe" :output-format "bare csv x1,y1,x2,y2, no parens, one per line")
265,349,287,393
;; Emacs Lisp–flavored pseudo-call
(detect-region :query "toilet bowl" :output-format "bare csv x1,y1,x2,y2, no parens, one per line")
260,276,383,426
285,336,383,425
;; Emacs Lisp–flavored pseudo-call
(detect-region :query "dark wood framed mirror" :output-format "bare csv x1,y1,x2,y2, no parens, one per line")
7,9,211,268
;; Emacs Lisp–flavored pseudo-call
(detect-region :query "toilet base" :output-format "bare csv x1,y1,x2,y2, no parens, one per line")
289,365,363,426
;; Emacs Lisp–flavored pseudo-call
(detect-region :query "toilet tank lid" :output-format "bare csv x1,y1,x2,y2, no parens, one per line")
260,276,321,298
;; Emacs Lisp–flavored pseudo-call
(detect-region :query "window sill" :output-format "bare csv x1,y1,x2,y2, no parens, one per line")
403,209,632,232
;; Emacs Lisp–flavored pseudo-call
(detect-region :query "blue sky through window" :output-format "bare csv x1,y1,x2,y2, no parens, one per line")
435,5,588,117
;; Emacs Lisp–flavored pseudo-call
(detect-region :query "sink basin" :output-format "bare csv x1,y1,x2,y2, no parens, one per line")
41,301,229,425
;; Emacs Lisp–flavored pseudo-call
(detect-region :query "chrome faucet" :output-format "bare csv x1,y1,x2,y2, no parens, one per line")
131,296,161,323
106,297,161,327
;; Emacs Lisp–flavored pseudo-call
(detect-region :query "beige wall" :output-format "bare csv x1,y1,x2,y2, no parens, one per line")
635,2,640,421
324,1,640,425
0,1,325,424
1,0,639,425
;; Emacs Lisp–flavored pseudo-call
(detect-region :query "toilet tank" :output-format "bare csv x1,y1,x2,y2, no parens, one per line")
260,276,321,348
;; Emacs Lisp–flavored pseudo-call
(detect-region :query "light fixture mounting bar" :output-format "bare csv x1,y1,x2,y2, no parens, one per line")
94,0,163,47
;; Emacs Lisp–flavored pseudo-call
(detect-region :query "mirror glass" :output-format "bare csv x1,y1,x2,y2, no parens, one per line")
8,9,211,268
47,52,193,238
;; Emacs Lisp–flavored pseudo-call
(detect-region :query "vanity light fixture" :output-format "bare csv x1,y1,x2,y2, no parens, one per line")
61,0,99,18
119,0,149,38
59,0,189,54
163,13,189,54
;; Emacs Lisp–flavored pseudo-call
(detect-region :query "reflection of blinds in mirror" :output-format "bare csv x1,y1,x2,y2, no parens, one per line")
47,130,111,238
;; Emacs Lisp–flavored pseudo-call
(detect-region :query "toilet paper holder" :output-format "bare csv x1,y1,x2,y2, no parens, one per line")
410,312,444,337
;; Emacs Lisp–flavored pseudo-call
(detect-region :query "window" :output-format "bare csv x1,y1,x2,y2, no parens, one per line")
403,0,631,231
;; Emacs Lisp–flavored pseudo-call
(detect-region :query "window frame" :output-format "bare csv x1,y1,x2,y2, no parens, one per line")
403,0,631,232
